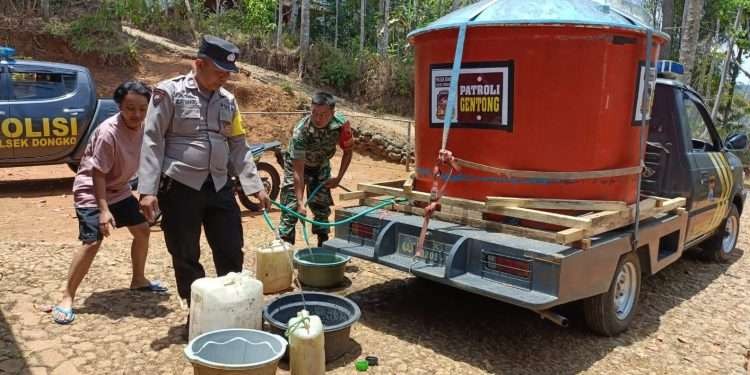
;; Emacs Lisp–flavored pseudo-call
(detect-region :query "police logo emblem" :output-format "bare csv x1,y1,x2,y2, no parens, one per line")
152,88,168,107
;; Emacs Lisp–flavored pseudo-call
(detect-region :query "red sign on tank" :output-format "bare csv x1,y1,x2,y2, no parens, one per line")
429,61,514,131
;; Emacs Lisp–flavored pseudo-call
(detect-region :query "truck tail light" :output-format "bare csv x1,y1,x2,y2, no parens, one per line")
350,222,375,239
487,254,531,279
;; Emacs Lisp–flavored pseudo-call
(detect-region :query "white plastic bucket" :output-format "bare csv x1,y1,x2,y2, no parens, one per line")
184,329,287,375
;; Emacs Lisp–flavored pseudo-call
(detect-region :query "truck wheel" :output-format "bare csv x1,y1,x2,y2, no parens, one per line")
583,252,641,336
699,205,740,263
236,162,281,211
67,163,79,173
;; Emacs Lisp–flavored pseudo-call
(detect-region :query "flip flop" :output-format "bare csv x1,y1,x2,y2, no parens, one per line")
51,306,75,325
131,280,168,293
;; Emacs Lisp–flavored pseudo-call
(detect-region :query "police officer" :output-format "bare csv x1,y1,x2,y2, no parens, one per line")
278,92,354,246
137,35,270,307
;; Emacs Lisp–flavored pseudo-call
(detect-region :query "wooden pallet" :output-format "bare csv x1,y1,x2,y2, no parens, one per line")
339,176,686,248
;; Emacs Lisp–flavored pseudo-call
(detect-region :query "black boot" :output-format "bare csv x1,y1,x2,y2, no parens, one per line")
317,233,329,247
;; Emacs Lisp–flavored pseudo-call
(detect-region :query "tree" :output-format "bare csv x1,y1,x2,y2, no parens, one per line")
679,0,704,84
660,0,674,59
712,10,742,119
360,0,366,50
291,0,299,33
299,0,310,78
703,19,721,99
41,0,49,19
276,0,283,48
335,0,340,48
377,0,390,56
722,47,745,122
184,0,198,41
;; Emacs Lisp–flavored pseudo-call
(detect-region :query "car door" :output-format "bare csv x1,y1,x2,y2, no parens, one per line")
7,63,90,161
0,65,13,160
682,90,730,242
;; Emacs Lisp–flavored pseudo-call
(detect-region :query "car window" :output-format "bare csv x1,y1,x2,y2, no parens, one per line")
9,71,77,100
684,96,715,151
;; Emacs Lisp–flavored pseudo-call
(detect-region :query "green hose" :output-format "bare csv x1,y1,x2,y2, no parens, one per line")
269,197,405,227
261,181,405,251
261,196,404,251
284,315,311,337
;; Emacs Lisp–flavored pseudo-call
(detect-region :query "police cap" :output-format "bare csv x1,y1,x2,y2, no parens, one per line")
198,35,240,73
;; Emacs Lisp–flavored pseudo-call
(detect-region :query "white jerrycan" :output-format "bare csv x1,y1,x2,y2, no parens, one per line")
256,239,294,294
188,271,264,341
288,309,325,375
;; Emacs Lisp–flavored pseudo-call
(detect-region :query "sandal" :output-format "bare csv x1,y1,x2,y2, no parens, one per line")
131,280,168,293
51,306,76,325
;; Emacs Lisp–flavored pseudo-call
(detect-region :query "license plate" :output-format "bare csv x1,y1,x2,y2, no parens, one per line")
397,233,451,265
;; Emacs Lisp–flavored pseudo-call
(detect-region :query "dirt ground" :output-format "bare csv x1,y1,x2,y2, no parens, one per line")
1,158,750,375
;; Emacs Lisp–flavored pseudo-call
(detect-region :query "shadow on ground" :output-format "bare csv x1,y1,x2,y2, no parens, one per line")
344,248,743,374
150,323,188,351
0,177,74,198
0,308,28,374
77,288,172,320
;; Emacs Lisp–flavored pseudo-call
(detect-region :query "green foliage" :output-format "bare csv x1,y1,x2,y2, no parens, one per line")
117,0,194,41
192,0,276,40
197,8,247,40
43,2,137,65
281,82,295,96
38,0,457,114
42,19,71,38
306,41,359,93
240,0,277,36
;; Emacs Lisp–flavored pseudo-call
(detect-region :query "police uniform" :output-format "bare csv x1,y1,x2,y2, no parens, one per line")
278,112,354,244
138,36,264,302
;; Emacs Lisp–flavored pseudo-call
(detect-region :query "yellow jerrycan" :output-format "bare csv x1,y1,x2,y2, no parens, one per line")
256,239,294,294
288,309,325,375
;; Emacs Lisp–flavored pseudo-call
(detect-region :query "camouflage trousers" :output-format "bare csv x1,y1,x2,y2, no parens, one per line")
278,158,333,244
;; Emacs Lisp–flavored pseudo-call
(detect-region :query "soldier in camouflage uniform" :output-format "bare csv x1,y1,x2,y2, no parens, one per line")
279,92,354,246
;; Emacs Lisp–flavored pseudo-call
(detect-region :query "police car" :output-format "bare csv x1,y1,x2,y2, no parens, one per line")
0,46,118,171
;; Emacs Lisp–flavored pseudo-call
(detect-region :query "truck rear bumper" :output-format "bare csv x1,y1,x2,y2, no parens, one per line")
326,206,685,311
327,234,559,308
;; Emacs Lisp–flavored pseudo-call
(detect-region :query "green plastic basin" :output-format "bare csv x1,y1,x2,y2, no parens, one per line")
293,248,350,288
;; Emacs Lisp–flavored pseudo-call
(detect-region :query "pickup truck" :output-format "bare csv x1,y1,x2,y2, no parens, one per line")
326,67,748,336
0,47,118,171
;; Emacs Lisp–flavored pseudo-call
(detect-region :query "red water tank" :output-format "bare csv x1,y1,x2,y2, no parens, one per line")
409,1,668,204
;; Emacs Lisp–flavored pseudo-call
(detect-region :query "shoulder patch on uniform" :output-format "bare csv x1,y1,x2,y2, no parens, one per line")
333,112,347,124
152,88,168,107
218,87,235,100
338,121,354,150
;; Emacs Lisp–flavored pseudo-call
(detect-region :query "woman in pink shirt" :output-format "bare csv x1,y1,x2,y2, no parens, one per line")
50,81,167,325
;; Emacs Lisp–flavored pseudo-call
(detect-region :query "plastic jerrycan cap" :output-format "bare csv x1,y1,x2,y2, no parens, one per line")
355,359,369,371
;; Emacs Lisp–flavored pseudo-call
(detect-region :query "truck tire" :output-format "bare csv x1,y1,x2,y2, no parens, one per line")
583,252,641,336
236,162,281,211
699,205,740,263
